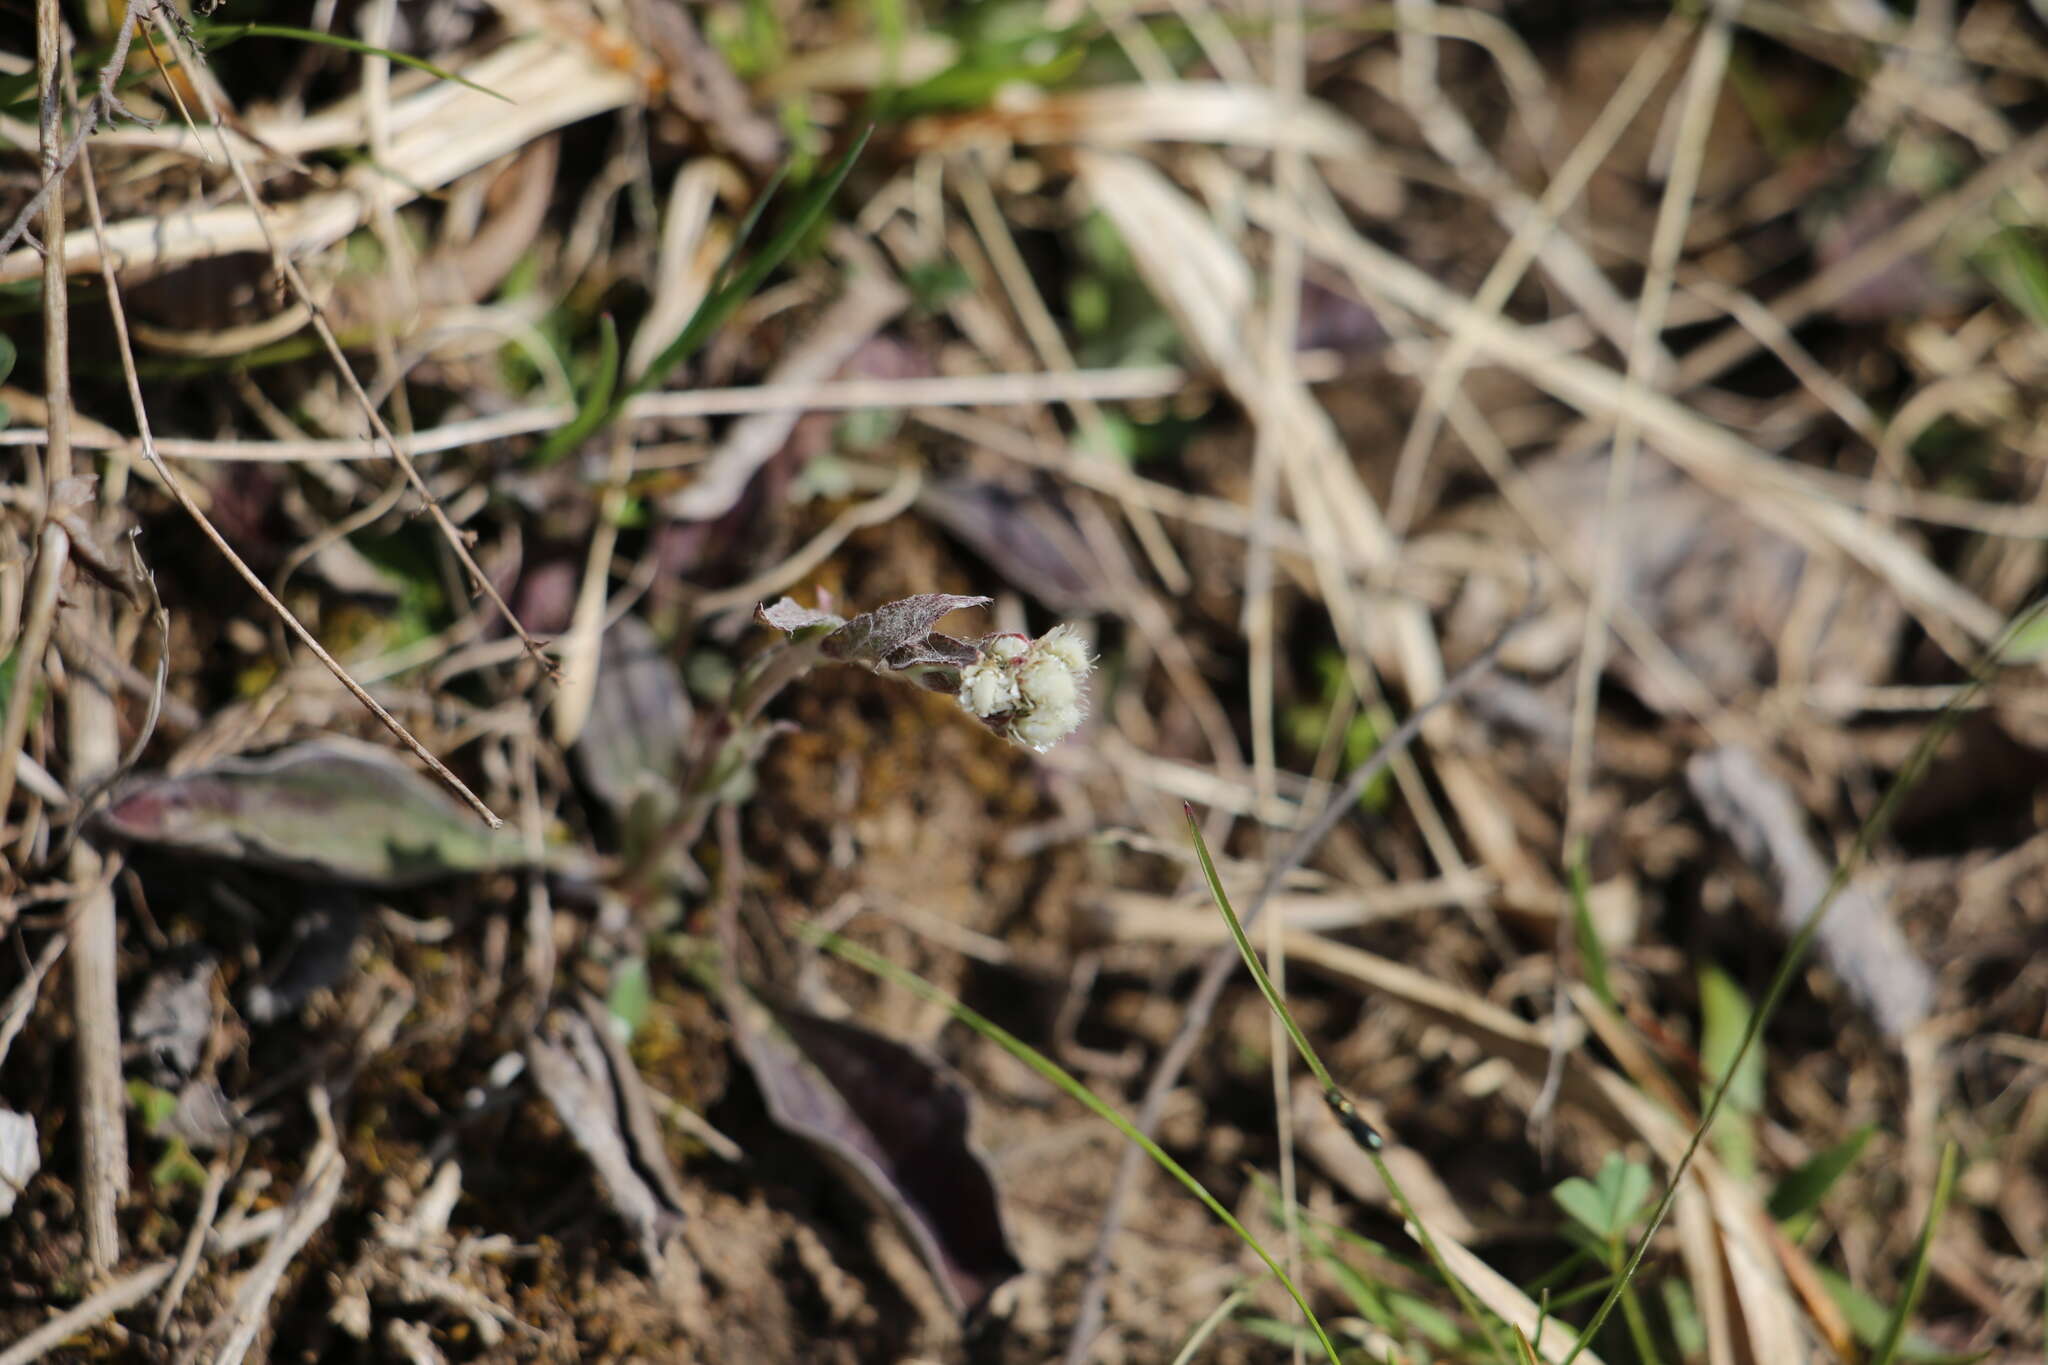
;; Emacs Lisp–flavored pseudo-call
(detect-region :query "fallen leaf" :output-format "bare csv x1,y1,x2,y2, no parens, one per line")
574,616,694,817
918,479,1105,613
728,991,1021,1317
128,948,217,1082
525,1008,681,1271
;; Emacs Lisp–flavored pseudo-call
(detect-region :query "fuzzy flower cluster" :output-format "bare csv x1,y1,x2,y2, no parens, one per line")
956,625,1092,752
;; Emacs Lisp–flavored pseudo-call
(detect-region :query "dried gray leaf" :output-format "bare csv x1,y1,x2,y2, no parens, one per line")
98,738,533,887
575,993,690,1211
757,597,845,634
525,1010,680,1268
728,992,1021,1317
574,616,694,816
1687,746,1934,1039
128,948,217,1082
163,1079,239,1151
818,593,989,672
0,1110,37,1220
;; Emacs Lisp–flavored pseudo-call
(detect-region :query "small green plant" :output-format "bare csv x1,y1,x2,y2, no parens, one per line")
126,1080,207,1190
1553,1154,1664,1365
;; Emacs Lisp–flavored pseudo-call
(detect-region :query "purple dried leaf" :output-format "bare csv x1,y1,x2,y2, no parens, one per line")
918,480,1105,612
97,738,529,887
819,593,990,670
727,993,1021,1317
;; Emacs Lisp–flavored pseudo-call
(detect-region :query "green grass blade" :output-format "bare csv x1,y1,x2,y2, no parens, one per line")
534,314,620,467
805,925,1348,1365
1697,965,1763,1180
1768,1124,1874,1224
1568,839,1612,1009
623,126,872,404
1871,1142,1958,1365
1182,802,1343,1100
197,23,508,99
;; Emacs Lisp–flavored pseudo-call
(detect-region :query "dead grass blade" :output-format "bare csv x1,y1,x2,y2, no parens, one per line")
1258,190,2008,649
71,121,503,826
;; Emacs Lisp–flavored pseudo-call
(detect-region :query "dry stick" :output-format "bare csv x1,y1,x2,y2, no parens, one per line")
72,118,502,826
2,360,1351,463
31,0,126,1276
1549,1,1740,1152
66,639,128,1278
145,12,556,686
1259,3,1312,1356
0,1263,177,1365
193,1096,345,1365
1060,622,1521,1365
0,930,67,1067
0,527,66,833
153,1157,228,1334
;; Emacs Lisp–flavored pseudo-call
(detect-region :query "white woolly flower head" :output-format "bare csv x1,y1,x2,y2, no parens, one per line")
956,626,1093,752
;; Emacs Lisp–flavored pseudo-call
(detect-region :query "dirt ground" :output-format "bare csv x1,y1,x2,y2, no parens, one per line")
3,1,2048,1362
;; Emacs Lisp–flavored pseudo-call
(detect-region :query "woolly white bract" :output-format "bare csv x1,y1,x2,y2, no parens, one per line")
957,626,1093,752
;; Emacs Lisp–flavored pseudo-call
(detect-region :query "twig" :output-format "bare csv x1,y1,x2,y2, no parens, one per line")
0,930,67,1069
1061,618,1522,1363
0,525,67,832
1547,0,1738,1147
189,1091,345,1365
153,1156,229,1334
71,92,502,825
0,0,143,266
0,1203,282,1365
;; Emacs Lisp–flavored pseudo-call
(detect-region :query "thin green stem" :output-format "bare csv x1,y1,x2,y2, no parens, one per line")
1871,1142,1957,1365
1184,806,1519,1365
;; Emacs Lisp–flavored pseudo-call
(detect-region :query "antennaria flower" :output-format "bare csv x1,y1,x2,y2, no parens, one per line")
958,625,1093,752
